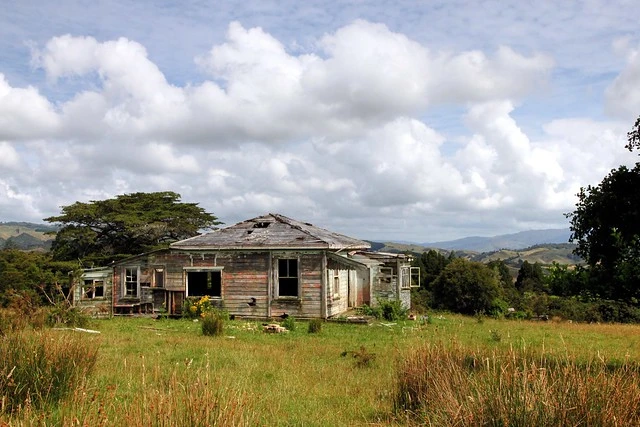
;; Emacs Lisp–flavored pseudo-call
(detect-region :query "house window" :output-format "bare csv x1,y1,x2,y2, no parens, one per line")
378,267,393,291
124,267,138,297
278,258,298,297
153,268,165,288
333,271,340,296
187,270,221,297
82,280,104,299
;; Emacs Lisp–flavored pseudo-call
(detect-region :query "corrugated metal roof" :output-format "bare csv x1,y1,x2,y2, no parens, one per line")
170,213,371,250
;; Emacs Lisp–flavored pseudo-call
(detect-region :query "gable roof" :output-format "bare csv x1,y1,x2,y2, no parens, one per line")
170,213,371,251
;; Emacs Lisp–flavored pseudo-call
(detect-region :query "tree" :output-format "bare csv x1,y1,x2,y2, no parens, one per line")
567,163,640,302
515,261,546,293
45,192,221,263
432,258,502,315
567,117,640,303
487,259,519,305
414,249,449,290
0,249,79,307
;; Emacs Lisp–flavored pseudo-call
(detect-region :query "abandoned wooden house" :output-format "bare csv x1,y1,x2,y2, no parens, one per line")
79,213,417,318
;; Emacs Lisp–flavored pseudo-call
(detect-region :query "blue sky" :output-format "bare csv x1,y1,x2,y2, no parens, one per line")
1,0,639,242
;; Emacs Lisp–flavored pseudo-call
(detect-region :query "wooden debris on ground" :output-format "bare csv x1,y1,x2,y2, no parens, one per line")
263,323,289,333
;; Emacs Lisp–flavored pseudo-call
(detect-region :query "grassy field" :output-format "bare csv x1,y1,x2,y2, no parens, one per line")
3,314,640,426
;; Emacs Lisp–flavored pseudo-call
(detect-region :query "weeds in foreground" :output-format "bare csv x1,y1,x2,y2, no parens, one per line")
0,329,98,413
201,311,225,336
308,318,323,333
342,346,377,368
282,316,296,331
4,356,255,426
395,342,640,426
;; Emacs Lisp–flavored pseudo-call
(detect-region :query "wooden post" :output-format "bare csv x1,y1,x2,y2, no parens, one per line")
321,252,327,319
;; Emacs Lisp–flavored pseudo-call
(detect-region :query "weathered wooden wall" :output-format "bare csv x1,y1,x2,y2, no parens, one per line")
112,249,330,318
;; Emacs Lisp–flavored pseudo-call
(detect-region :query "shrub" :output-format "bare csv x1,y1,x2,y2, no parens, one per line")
307,319,322,334
46,304,90,328
432,259,502,315
201,311,225,337
357,304,381,319
380,299,408,321
282,316,296,332
0,329,98,413
184,296,214,319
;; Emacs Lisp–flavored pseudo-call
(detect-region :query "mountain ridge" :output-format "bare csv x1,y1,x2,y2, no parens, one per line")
420,228,572,252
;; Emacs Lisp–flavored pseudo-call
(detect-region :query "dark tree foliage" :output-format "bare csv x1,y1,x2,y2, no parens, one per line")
567,163,640,302
45,192,221,263
413,249,449,290
515,260,547,293
0,249,79,306
432,258,502,315
625,116,640,152
487,259,519,305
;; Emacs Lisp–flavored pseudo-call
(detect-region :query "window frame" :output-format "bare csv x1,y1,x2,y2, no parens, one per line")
152,267,165,288
184,267,224,298
123,267,139,298
276,257,300,298
82,279,105,300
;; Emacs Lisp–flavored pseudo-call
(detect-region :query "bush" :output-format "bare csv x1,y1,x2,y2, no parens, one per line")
0,329,98,413
184,296,214,319
380,299,408,321
201,311,225,337
282,316,296,332
432,259,502,315
308,319,322,334
46,304,90,328
357,301,407,321
357,304,381,319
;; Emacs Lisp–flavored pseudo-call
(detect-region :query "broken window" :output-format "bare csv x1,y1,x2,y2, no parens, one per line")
153,268,165,288
410,266,421,288
124,267,138,297
82,280,104,299
187,270,222,297
278,258,298,297
378,267,394,291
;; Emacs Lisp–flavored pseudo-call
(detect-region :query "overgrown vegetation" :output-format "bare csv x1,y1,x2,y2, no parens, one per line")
357,299,408,321
0,314,639,425
201,311,226,336
395,342,640,426
308,318,323,333
282,315,296,331
0,328,98,413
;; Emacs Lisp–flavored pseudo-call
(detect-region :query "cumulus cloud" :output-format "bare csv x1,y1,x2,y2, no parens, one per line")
605,40,640,120
19,21,553,147
0,19,633,242
0,74,59,140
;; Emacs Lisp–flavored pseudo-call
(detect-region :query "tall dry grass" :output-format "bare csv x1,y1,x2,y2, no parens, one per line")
5,354,255,426
0,329,98,414
395,342,640,426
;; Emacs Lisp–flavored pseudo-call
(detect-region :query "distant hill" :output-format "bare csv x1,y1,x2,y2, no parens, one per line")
369,228,581,274
0,222,56,251
422,229,572,252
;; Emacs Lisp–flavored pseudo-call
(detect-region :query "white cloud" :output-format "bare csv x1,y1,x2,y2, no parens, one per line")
0,74,59,140
0,142,20,170
605,41,640,120
0,14,636,242
19,21,553,148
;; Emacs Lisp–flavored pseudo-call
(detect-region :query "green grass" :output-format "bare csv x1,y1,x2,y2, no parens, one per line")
3,314,640,425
